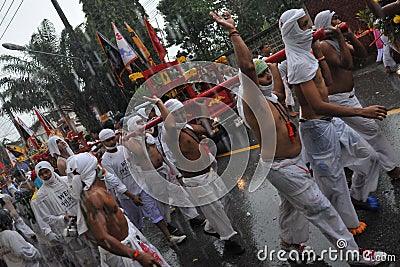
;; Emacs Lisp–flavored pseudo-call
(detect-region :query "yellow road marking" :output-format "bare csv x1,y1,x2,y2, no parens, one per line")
388,108,400,116
217,144,260,158
217,107,400,158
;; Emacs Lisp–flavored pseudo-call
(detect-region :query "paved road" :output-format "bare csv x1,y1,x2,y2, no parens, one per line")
141,62,400,267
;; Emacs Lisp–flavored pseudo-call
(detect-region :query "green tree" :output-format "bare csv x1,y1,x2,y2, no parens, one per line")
0,19,99,130
158,0,304,60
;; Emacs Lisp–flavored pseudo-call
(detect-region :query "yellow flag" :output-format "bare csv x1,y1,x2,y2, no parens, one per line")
124,22,155,67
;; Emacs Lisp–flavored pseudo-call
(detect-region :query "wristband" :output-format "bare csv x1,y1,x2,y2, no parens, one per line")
132,249,140,260
317,56,326,62
228,30,240,37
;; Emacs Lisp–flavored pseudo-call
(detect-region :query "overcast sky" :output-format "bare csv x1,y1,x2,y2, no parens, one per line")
0,0,170,142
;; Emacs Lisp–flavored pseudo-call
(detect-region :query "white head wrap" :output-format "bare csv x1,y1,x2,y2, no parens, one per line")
127,115,145,141
66,153,98,201
99,128,115,142
164,99,184,113
279,9,318,84
314,10,334,30
35,161,58,187
314,10,340,52
47,135,74,157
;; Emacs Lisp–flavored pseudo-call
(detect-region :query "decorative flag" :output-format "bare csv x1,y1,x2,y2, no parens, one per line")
15,117,39,150
0,161,5,172
96,31,126,87
6,145,25,158
112,23,139,74
15,117,34,140
124,22,155,67
34,108,56,137
5,148,16,167
144,17,167,63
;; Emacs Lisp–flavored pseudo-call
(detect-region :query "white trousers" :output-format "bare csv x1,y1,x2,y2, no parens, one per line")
141,165,199,222
182,170,237,240
265,156,358,251
333,118,380,202
329,89,399,171
300,119,360,228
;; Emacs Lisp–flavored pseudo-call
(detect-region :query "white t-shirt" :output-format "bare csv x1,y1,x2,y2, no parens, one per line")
102,146,142,199
0,230,40,267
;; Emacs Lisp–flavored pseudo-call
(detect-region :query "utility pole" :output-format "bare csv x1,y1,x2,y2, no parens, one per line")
49,0,117,113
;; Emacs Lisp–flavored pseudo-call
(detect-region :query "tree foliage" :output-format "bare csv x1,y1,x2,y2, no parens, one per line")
158,0,304,60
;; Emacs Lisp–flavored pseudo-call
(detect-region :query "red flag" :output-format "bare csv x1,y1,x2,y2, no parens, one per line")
0,161,5,171
96,31,126,87
34,109,56,137
144,17,167,63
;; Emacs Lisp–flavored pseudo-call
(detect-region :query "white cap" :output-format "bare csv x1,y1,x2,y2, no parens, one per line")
99,128,115,142
164,99,184,113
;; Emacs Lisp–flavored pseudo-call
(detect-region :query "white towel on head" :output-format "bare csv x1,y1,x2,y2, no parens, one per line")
314,10,334,30
279,9,318,84
47,135,74,157
66,152,98,200
164,99,184,113
314,10,340,52
66,152,98,235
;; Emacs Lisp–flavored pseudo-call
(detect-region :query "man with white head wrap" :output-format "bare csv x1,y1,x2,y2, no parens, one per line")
142,96,245,255
315,9,400,181
124,116,205,229
211,9,361,259
66,152,168,267
100,128,189,241
47,136,74,176
31,161,100,266
280,8,390,233
99,128,144,230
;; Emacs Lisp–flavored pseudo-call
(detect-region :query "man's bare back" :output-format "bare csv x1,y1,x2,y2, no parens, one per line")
82,184,128,242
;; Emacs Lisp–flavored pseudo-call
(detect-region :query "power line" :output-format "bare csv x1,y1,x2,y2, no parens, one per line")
0,0,24,41
0,0,8,14
0,0,15,28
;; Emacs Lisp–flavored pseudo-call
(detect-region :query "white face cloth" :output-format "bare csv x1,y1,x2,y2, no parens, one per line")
66,153,98,201
47,135,74,157
279,9,318,84
35,161,58,187
314,10,340,52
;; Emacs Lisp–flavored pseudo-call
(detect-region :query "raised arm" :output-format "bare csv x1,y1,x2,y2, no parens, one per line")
210,11,268,143
366,0,400,17
320,25,353,70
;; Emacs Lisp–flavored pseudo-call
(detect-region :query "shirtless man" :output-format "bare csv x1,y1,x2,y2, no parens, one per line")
66,152,167,267
279,9,387,235
314,10,400,181
365,0,400,17
47,136,74,176
140,97,244,254
124,117,205,228
99,128,186,245
210,11,386,265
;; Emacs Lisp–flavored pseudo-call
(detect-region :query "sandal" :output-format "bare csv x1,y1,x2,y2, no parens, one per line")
352,196,380,212
348,221,367,235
